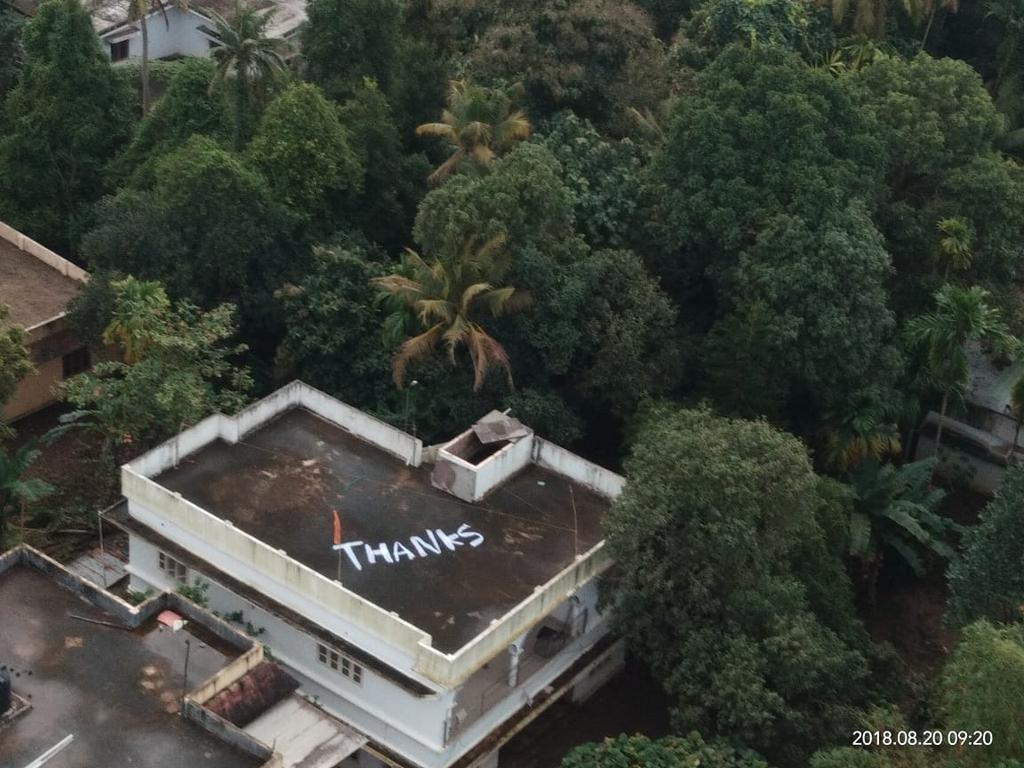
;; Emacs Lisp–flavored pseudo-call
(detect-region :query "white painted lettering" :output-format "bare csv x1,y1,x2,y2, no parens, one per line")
364,542,394,565
457,523,484,547
410,532,441,557
392,541,416,562
435,529,464,551
337,541,365,571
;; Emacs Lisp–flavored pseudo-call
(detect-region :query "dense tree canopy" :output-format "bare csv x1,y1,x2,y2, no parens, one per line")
0,305,32,422
604,406,881,766
561,733,768,768
0,0,133,252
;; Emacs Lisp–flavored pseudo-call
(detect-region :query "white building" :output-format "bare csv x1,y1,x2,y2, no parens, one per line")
106,381,626,768
5,0,306,63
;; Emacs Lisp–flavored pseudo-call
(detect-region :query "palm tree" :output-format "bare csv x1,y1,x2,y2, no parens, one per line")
372,233,530,391
817,0,889,38
934,217,973,281
416,80,531,185
847,458,958,601
200,0,286,148
126,0,191,114
821,397,901,472
906,284,1018,456
0,441,53,550
102,277,171,364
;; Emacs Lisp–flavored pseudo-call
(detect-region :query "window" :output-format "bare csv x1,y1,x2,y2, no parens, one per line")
316,643,363,684
158,551,187,584
62,347,90,379
110,39,129,62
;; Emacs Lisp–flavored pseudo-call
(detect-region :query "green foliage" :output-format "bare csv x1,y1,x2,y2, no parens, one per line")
605,406,878,766
846,458,956,593
934,620,1024,765
947,467,1024,626
561,732,768,768
0,304,33,417
713,206,900,421
249,82,362,224
0,5,23,101
177,577,211,608
339,80,429,249
301,0,402,101
0,0,133,252
0,439,54,550
203,1,287,148
464,0,672,131
853,55,1023,314
115,58,231,186
60,279,251,456
810,707,943,768
653,45,880,260
534,112,646,250
276,243,392,407
685,0,832,57
503,387,584,445
83,136,296,359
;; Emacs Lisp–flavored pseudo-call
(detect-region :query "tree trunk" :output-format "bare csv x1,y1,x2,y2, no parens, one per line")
920,6,936,51
233,73,247,150
141,16,151,114
934,390,949,458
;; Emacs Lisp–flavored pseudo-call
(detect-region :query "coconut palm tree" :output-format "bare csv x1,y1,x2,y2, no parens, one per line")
125,0,191,114
200,0,286,148
935,217,973,281
847,457,957,601
906,284,1018,456
416,80,531,185
102,277,171,364
372,233,530,391
0,440,52,550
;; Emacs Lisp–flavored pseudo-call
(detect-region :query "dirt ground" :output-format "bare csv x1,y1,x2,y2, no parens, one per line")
7,404,120,559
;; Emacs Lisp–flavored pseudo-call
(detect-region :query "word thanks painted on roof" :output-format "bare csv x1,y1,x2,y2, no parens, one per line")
333,524,484,571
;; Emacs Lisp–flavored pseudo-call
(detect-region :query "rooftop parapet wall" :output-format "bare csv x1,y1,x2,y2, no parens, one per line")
533,438,625,499
413,541,613,688
128,381,423,479
0,220,87,331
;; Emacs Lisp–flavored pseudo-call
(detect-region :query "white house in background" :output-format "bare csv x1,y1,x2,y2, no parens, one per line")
105,381,626,768
3,0,306,63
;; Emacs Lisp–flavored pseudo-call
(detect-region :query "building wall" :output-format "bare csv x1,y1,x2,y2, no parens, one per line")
102,8,213,62
127,532,617,768
3,354,62,421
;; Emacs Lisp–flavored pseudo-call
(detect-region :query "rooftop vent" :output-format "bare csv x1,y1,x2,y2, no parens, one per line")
431,411,534,502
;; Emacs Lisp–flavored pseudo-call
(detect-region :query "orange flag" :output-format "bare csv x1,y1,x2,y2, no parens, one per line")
332,509,342,547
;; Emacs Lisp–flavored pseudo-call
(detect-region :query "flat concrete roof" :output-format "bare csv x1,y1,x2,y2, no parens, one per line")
0,238,81,328
153,408,609,653
0,566,260,768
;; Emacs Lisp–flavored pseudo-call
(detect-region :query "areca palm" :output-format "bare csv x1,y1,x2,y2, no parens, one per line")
372,233,530,391
847,458,957,601
0,441,53,550
906,284,1018,455
125,0,190,114
935,217,973,280
200,1,286,148
416,80,531,185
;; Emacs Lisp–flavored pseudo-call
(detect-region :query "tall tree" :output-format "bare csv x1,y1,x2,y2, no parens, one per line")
101,276,171,364
905,284,1017,454
604,406,880,766
0,0,133,252
0,5,23,102
373,233,530,390
947,467,1024,626
127,0,190,114
301,0,402,102
248,82,362,227
0,441,53,550
201,0,286,148
562,733,768,768
416,80,531,185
